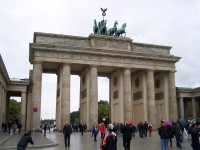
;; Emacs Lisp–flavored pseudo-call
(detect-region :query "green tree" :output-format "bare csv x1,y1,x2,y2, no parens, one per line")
69,100,110,125
98,100,110,123
70,111,80,124
8,99,20,123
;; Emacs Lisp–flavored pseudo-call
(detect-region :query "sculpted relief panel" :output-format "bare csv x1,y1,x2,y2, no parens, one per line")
93,39,129,50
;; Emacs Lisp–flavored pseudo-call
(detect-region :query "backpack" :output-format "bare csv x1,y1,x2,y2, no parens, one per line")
100,134,115,150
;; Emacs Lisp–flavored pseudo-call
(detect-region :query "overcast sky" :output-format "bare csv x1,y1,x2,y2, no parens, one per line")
0,0,200,119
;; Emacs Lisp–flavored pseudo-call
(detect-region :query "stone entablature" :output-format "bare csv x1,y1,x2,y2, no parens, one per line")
30,32,180,72
32,32,179,59
132,42,172,55
32,48,176,71
176,87,200,97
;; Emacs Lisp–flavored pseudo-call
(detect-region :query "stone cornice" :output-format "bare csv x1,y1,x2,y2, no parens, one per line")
29,43,180,64
176,87,200,97
133,42,172,50
33,32,88,43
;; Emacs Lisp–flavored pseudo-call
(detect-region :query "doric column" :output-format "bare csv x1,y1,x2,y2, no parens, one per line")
32,61,42,130
20,92,27,131
192,97,197,119
89,65,98,129
1,88,6,122
146,70,156,128
124,68,132,122
168,71,178,121
61,64,71,128
0,85,2,124
179,97,184,118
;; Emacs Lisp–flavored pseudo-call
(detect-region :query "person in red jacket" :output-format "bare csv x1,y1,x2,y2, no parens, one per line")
99,123,106,139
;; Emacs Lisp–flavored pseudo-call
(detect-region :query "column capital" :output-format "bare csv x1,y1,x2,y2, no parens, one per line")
146,69,154,72
123,67,131,70
89,65,98,68
33,60,43,64
62,63,71,66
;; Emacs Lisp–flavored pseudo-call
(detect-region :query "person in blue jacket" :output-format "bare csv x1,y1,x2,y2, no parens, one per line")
92,125,99,142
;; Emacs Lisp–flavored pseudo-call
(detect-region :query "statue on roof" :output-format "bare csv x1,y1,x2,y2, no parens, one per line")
93,8,126,37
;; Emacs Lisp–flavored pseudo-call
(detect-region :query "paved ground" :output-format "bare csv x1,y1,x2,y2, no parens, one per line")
0,129,193,150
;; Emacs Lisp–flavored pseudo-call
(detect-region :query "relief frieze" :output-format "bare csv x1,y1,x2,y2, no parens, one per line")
35,50,174,69
93,39,128,50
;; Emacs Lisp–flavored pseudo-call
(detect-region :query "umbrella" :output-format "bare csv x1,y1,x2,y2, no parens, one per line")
164,121,172,126
178,118,187,128
127,120,134,125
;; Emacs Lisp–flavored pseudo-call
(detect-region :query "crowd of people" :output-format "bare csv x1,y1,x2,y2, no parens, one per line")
2,121,22,134
158,118,200,150
67,118,200,150
3,118,200,150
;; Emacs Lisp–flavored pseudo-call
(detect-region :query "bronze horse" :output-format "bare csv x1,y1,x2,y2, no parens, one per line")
107,21,118,36
115,23,126,37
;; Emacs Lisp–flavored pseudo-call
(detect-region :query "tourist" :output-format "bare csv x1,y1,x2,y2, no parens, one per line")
121,121,132,150
137,122,144,138
13,122,17,134
148,124,153,137
166,124,174,147
172,122,182,149
17,123,22,133
79,123,84,135
17,131,34,150
130,124,137,137
48,124,51,133
144,121,148,137
63,121,72,147
43,123,47,136
7,121,12,134
190,122,200,150
100,123,106,139
92,124,98,142
158,122,168,150
100,124,117,150
91,122,97,137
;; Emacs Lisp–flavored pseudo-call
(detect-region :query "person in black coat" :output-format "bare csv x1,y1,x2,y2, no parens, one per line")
121,121,133,150
17,131,34,150
166,125,174,147
43,124,47,136
172,122,182,149
63,121,72,147
107,124,117,150
191,122,200,150
158,123,169,150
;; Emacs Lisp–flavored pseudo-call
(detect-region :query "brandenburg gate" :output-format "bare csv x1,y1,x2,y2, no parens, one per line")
27,32,180,131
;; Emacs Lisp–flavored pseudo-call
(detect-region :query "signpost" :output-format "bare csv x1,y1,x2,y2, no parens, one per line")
32,107,38,141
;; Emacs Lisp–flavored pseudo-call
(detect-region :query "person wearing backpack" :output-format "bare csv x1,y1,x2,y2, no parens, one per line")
100,124,117,150
121,121,132,150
